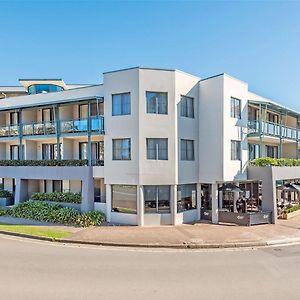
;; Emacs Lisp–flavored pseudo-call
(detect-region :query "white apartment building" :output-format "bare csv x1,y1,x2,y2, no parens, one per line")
0,67,299,226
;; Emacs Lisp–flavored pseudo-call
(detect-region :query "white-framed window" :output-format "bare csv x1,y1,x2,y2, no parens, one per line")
112,93,131,116
180,95,194,118
144,185,170,214
112,138,131,160
181,139,195,161
230,97,241,119
249,144,260,160
146,91,168,114
146,138,168,160
266,145,278,158
112,185,137,214
231,140,241,160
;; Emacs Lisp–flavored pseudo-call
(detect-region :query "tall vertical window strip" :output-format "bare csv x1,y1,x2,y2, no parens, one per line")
144,185,170,214
146,138,168,160
230,97,241,119
112,185,137,214
112,93,131,116
177,184,197,212
112,139,131,160
249,144,260,160
231,140,241,160
181,139,195,161
180,96,194,118
146,92,168,114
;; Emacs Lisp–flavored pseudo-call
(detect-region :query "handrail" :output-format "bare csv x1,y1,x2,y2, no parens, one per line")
0,116,105,137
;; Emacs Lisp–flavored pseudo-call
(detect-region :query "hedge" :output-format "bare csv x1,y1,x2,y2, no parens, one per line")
0,190,13,198
31,192,81,204
250,158,300,167
0,159,88,167
284,204,300,214
0,201,105,227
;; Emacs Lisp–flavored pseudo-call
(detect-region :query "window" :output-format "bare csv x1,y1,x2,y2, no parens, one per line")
180,96,194,118
42,143,61,160
10,112,19,125
112,93,131,116
79,141,104,165
112,139,131,160
177,184,197,212
94,179,105,203
10,145,23,160
230,97,241,119
144,185,170,214
42,108,54,122
266,145,278,158
28,84,64,95
112,185,137,214
249,144,260,160
181,139,194,161
146,138,168,160
231,140,241,160
146,92,168,114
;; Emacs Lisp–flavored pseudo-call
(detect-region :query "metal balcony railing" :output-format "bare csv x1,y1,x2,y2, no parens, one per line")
248,120,298,140
0,116,105,138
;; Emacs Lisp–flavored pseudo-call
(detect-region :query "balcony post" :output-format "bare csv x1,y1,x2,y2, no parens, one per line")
87,101,92,166
297,118,300,159
259,103,263,157
279,112,283,158
18,109,23,160
54,105,61,160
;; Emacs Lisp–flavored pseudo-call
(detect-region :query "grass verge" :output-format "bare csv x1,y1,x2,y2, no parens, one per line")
0,224,72,239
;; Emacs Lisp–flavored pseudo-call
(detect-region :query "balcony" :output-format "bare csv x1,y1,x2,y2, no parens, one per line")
0,116,104,138
248,120,298,140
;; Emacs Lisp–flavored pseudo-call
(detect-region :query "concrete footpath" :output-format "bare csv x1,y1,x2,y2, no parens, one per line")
1,215,300,248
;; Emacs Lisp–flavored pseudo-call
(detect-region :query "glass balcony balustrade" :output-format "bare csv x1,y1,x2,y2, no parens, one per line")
248,120,298,140
0,116,104,138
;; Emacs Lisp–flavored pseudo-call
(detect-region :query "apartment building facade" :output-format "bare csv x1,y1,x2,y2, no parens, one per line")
0,67,299,226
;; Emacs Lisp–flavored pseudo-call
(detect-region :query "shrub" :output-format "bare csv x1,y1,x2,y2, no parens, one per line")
0,207,8,216
76,211,106,227
284,204,300,214
0,160,88,167
0,190,13,198
4,201,105,227
251,158,300,167
31,192,81,204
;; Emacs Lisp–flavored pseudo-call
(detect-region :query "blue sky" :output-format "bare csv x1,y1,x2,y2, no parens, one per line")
0,1,299,110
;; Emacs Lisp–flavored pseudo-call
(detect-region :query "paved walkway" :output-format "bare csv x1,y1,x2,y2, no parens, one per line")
1,215,300,247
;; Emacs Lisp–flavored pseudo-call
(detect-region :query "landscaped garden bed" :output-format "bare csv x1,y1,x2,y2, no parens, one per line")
281,204,300,220
0,201,105,227
250,158,300,167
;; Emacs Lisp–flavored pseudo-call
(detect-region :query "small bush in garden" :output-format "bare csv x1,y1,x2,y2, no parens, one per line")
0,190,13,198
31,192,81,204
0,207,8,216
76,211,106,227
251,158,300,167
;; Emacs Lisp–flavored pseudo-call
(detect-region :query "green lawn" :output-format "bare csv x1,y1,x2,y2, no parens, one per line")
0,224,72,239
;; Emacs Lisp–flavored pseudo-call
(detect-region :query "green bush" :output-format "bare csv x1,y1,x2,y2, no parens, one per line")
0,190,13,198
0,207,8,216
284,204,300,214
4,201,105,227
31,192,81,204
251,158,300,167
0,160,88,167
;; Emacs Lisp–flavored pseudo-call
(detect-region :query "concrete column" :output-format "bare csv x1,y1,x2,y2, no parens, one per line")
81,168,94,213
211,183,219,224
196,183,202,220
170,185,177,225
14,178,28,205
137,185,144,226
105,184,112,222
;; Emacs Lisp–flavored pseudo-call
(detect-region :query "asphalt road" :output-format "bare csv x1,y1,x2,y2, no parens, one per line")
1,235,300,300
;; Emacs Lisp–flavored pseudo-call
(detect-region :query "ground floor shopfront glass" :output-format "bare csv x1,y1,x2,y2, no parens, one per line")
144,185,170,214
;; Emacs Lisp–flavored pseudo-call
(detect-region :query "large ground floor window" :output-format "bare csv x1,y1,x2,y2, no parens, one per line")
112,185,137,214
177,184,197,212
144,185,170,214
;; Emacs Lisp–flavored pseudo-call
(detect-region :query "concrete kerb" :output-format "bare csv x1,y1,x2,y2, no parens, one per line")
2,230,300,249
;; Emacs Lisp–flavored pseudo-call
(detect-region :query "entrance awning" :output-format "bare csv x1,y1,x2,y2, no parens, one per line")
218,183,244,193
